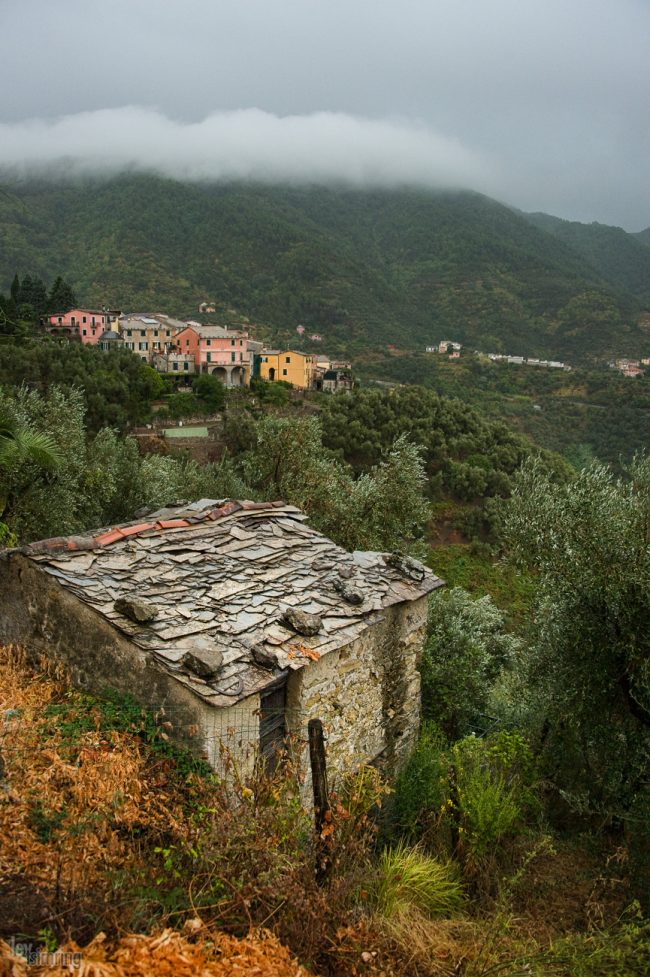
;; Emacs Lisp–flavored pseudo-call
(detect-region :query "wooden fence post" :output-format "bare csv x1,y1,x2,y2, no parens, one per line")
308,718,332,882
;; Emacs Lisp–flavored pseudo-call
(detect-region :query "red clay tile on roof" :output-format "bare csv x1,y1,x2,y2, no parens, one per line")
121,523,155,536
95,529,124,546
219,500,242,516
156,519,190,529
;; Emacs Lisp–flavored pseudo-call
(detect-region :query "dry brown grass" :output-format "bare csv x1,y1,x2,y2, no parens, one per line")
0,926,315,977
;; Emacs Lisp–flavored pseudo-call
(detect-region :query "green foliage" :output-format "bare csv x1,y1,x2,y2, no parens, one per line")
527,210,650,306
359,354,650,475
243,415,430,551
391,729,538,867
27,799,68,843
250,377,291,405
0,340,162,432
319,386,571,542
391,724,450,843
421,588,521,739
0,385,249,542
46,275,77,314
370,843,464,920
542,906,650,976
451,735,529,859
427,542,535,629
165,391,203,418
502,455,650,819
192,372,226,411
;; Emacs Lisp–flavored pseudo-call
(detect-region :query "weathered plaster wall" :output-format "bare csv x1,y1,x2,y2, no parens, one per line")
286,596,427,795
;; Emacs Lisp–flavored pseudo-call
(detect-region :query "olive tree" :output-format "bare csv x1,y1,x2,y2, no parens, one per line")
421,587,520,740
501,455,650,818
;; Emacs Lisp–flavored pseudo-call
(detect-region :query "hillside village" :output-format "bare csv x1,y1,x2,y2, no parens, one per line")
42,306,354,393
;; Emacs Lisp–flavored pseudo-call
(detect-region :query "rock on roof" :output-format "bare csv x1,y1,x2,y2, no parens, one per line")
17,500,442,707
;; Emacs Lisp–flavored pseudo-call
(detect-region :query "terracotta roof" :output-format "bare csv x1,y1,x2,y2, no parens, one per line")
14,500,442,707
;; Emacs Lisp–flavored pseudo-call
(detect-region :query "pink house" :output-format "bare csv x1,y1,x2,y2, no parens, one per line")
199,330,249,386
170,325,250,385
172,325,201,364
45,309,115,345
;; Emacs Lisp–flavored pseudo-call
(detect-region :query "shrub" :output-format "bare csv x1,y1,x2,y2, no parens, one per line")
369,842,464,920
454,746,521,859
390,723,449,845
389,729,539,876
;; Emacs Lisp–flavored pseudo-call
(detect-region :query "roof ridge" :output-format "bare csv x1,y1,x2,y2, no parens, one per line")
18,499,293,556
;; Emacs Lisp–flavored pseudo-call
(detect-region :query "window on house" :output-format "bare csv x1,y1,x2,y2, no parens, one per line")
140,330,146,337
231,352,236,362
183,362,189,371
186,339,190,346
153,330,158,337
285,356,291,363
172,362,178,371
206,352,212,363
139,342,147,351
206,338,211,346
57,317,62,324
83,316,87,324
82,329,87,336
239,339,243,346
259,679,287,770
127,330,132,337
166,330,170,337
231,339,235,347
282,368,288,376
91,317,95,325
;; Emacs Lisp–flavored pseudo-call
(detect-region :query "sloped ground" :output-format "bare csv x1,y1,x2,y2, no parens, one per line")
1,644,647,977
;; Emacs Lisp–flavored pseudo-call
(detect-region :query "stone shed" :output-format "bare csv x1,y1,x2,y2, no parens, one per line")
0,499,442,783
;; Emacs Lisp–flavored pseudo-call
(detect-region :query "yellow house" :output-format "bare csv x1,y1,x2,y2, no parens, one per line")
259,350,314,389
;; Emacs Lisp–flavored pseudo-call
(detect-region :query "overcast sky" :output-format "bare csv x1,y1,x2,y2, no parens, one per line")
1,0,648,229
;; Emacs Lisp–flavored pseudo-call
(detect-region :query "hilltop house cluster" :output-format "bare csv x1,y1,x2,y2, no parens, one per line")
425,340,570,370
42,307,353,393
610,357,649,378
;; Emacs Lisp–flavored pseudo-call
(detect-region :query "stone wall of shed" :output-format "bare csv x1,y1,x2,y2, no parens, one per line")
286,595,427,795
0,552,212,759
196,692,262,779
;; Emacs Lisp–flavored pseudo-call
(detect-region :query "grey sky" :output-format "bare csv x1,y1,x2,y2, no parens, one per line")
1,0,648,229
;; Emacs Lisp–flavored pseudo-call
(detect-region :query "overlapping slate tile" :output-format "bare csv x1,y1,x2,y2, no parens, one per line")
14,498,442,706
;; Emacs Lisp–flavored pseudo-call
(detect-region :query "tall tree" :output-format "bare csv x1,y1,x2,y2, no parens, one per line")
502,456,650,818
47,276,77,314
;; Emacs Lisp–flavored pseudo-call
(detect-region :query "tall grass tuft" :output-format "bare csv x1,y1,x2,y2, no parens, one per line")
371,842,465,920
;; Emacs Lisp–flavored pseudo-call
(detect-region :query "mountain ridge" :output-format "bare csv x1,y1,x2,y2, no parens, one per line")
0,175,646,361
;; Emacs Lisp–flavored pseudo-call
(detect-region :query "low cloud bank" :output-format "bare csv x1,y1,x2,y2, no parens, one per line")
0,106,495,191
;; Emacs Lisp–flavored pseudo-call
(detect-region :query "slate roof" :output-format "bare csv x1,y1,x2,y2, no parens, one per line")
16,500,442,708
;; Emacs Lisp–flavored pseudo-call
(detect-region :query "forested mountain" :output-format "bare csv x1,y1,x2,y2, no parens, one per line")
636,225,650,248
525,210,650,306
0,174,645,362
